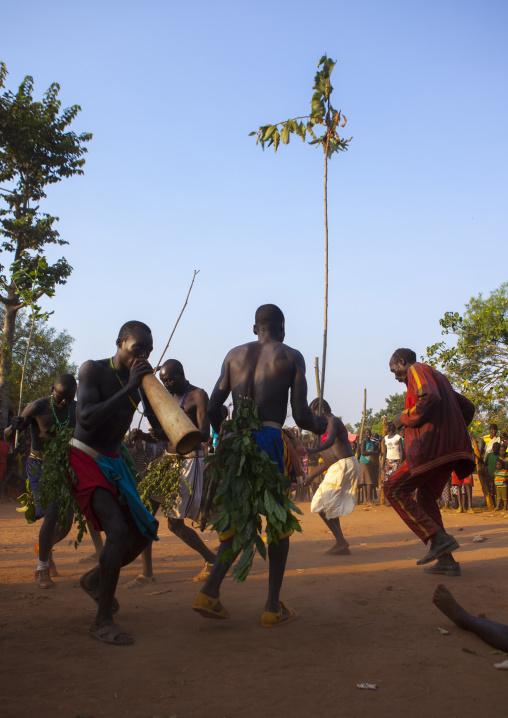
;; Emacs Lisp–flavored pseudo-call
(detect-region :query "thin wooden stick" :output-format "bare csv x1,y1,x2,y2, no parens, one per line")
155,269,200,372
357,389,366,460
379,415,387,505
136,270,199,430
314,357,320,399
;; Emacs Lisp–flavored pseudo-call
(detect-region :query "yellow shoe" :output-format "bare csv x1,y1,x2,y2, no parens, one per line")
192,562,213,582
261,600,297,627
193,592,230,619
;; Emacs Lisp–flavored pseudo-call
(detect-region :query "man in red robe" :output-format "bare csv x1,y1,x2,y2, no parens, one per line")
384,348,475,576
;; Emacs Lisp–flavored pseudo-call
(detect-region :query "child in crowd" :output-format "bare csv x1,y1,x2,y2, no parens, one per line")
494,458,508,511
486,442,501,504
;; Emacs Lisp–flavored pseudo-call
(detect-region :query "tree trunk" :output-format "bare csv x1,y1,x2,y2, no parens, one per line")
318,150,329,416
0,298,19,428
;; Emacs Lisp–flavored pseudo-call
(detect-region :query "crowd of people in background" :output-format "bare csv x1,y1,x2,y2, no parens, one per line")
282,420,508,514
2,411,507,516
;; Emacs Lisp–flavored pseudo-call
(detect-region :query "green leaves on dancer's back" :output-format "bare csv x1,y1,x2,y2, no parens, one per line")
202,397,302,582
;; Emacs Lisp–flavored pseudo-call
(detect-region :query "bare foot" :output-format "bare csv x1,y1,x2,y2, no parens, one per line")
325,541,351,555
432,584,470,629
79,553,101,564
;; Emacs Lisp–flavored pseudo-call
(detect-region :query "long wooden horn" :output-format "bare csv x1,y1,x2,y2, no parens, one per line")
141,373,201,455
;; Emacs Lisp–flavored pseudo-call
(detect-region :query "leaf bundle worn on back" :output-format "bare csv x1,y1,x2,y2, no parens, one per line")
203,398,302,582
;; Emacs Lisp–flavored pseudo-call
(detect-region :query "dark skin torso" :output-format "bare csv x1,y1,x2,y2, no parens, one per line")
209,336,322,434
5,397,76,453
75,359,145,453
309,413,353,462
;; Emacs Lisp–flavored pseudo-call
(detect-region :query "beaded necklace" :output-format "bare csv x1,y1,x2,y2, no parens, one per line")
51,396,71,429
109,357,139,411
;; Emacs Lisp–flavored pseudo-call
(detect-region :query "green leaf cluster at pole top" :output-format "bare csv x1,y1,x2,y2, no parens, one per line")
249,55,352,158
203,397,302,583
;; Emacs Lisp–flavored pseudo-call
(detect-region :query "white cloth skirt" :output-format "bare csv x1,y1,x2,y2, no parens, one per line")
311,456,360,519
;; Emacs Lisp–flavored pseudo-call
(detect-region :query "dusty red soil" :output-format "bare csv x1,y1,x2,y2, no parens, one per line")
1,489,507,718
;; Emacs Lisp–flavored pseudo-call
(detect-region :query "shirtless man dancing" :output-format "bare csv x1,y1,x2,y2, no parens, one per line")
4,374,77,589
192,304,326,626
127,359,215,587
303,398,360,555
69,321,159,645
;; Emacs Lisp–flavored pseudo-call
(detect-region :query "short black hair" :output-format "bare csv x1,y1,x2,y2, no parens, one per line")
53,373,77,389
309,398,331,414
496,458,505,468
255,304,284,326
161,359,184,374
117,321,151,343
391,348,417,364
489,423,498,431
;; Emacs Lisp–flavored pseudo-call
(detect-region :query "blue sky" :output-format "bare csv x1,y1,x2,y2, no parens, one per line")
2,0,507,425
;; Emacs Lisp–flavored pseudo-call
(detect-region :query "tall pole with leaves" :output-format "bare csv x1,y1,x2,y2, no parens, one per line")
0,62,91,427
251,55,351,415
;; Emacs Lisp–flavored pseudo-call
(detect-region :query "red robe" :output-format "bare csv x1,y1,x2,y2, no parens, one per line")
400,362,475,479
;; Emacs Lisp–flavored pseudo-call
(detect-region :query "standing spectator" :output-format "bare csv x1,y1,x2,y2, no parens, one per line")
451,471,474,514
439,476,452,510
486,443,501,506
494,459,508,511
382,423,404,483
499,432,508,462
358,428,379,505
481,424,501,460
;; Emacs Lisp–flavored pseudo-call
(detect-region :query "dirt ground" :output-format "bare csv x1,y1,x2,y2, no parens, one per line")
1,489,507,718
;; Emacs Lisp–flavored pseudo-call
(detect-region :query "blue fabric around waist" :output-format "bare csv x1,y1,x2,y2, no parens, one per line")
94,453,159,541
252,426,285,475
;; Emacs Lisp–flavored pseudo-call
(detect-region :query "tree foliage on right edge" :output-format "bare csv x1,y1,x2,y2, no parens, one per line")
0,305,76,412
426,283,508,429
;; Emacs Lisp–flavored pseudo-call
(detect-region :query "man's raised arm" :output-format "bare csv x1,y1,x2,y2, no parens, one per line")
208,357,231,435
77,359,152,430
3,401,37,441
290,350,326,434
195,389,211,444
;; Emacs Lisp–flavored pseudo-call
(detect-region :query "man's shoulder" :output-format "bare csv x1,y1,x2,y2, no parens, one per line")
189,384,208,399
410,362,446,385
79,358,109,376
27,396,51,416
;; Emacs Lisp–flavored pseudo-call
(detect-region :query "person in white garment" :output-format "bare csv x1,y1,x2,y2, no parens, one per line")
381,422,404,483
303,399,360,555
